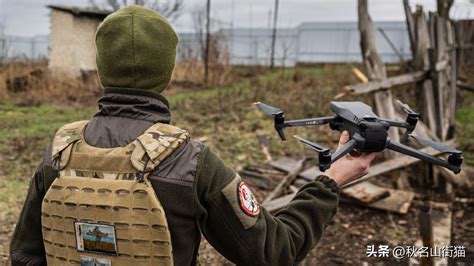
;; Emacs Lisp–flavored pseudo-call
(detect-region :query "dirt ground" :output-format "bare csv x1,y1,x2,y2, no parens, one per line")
0,63,473,265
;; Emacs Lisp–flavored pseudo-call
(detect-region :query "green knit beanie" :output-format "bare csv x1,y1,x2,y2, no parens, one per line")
95,5,178,93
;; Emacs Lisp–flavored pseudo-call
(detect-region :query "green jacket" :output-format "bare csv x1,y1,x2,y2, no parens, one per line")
10,88,340,265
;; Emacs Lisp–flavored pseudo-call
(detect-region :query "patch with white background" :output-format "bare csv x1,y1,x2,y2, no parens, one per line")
238,182,260,216
222,175,260,229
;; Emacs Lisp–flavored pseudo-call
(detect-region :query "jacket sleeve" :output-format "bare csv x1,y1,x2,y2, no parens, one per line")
194,146,340,266
10,145,57,266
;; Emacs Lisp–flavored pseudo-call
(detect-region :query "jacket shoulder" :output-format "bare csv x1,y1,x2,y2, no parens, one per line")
149,139,205,186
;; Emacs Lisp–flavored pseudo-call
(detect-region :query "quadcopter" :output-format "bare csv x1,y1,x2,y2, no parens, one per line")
255,100,463,174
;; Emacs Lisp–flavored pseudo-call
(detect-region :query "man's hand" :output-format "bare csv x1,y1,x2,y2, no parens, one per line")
325,131,378,186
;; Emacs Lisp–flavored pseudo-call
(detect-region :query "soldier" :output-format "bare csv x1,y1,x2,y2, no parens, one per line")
10,5,377,266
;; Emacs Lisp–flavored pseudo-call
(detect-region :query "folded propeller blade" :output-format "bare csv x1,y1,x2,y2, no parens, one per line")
410,135,460,154
254,102,283,116
294,135,330,154
396,100,419,116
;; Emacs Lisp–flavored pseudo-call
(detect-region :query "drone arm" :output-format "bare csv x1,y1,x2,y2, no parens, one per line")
386,140,460,173
379,119,409,128
284,116,335,127
380,118,418,142
275,116,335,141
331,139,357,163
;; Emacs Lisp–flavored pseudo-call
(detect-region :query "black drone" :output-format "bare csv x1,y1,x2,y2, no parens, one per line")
255,100,463,174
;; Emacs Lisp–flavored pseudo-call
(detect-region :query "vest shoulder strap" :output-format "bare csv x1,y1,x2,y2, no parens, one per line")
51,120,89,168
131,123,190,172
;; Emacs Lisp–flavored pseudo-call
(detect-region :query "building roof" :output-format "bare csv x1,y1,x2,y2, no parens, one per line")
47,5,111,19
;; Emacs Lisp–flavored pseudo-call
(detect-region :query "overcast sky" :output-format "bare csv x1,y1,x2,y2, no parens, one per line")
1,0,473,37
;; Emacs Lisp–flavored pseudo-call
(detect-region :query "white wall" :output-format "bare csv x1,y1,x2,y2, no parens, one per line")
48,10,101,77
178,21,411,66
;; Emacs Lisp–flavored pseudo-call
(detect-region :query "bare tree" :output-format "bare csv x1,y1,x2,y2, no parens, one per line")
280,37,294,68
0,23,9,63
192,6,207,63
89,0,184,21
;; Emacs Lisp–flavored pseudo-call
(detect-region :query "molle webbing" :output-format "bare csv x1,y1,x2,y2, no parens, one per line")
50,121,189,173
42,121,189,265
42,177,172,265
67,154,136,173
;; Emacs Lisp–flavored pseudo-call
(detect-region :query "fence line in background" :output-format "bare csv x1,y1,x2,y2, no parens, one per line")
2,20,472,66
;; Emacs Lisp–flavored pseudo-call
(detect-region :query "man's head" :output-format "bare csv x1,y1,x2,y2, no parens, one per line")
95,5,178,93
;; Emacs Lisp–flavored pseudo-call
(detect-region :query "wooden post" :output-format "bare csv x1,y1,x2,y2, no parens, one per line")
270,0,279,69
418,205,435,266
403,3,438,135
403,0,416,56
358,0,407,188
429,12,456,142
446,20,457,139
358,0,400,144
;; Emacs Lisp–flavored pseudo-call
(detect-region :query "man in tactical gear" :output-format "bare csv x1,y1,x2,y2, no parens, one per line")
10,5,377,265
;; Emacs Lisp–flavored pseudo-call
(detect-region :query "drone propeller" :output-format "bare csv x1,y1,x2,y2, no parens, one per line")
294,135,330,154
410,135,461,154
396,100,419,116
396,100,420,142
294,135,332,171
254,102,283,116
254,102,287,140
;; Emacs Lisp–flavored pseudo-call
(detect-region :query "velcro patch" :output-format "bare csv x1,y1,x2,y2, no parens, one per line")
238,182,260,216
222,175,259,229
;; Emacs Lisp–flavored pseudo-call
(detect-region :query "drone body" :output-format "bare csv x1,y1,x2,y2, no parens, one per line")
329,102,389,153
255,101,462,174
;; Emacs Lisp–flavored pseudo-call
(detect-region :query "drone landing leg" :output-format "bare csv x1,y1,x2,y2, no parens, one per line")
386,141,460,173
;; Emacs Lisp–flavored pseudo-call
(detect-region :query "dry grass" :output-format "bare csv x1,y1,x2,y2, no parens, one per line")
0,56,237,105
0,60,101,105
172,32,235,87
172,56,234,87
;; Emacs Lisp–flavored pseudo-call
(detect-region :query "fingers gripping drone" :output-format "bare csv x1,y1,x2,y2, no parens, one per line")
255,101,463,173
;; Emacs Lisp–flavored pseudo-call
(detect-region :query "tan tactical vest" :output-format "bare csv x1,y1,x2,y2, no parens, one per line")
41,120,189,266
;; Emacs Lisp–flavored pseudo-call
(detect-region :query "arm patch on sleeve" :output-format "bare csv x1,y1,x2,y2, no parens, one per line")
221,175,259,229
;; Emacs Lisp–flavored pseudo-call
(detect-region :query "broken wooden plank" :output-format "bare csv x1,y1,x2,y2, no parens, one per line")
457,80,474,92
263,159,305,204
264,188,414,214
352,67,369,83
345,71,427,94
342,182,390,204
262,140,457,212
367,188,414,214
268,156,302,174
245,164,286,177
239,170,278,190
298,166,324,181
